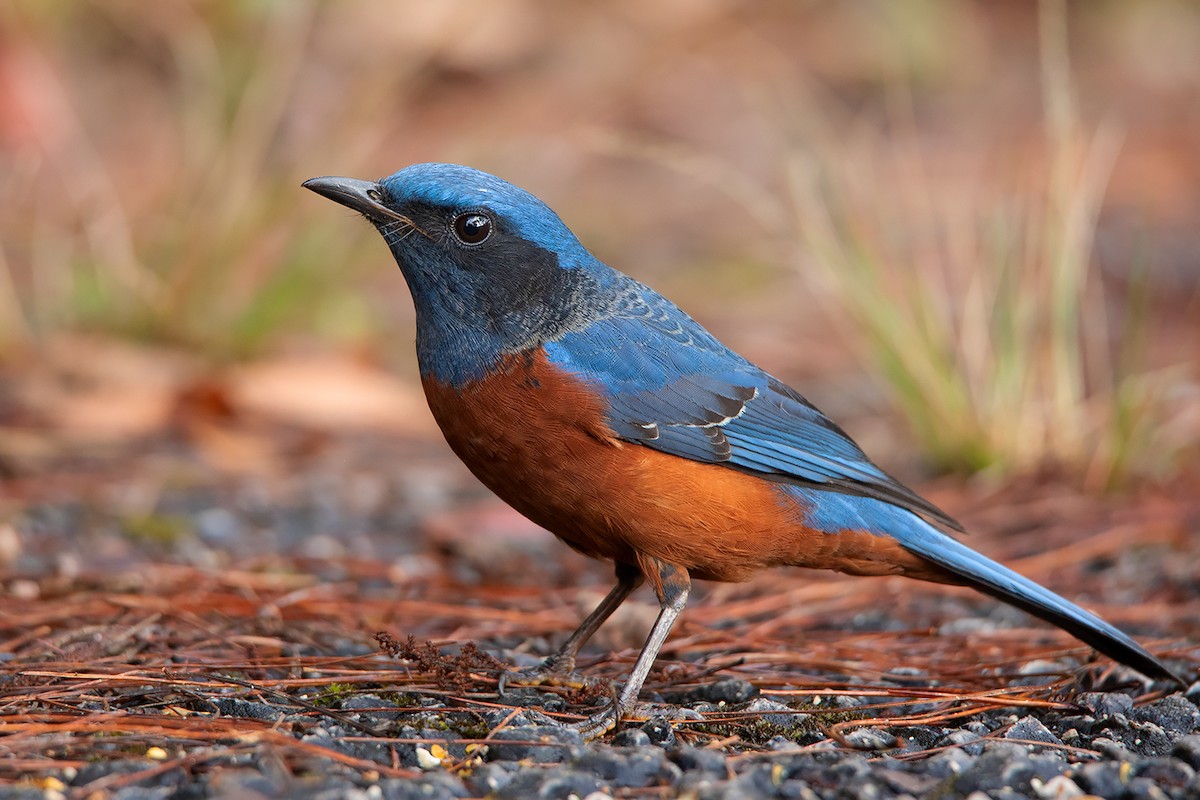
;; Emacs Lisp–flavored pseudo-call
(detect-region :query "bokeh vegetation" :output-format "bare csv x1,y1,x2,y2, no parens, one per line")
1,0,1196,481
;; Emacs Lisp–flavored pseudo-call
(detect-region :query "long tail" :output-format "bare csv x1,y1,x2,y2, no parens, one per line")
890,513,1183,685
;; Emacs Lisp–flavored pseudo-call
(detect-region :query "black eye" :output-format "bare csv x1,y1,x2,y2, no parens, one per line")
452,212,492,245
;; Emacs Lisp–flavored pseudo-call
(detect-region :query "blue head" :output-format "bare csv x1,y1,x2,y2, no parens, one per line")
303,163,618,384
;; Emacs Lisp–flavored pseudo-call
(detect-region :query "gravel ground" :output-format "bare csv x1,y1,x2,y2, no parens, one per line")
2,429,1198,798
9,681,1200,799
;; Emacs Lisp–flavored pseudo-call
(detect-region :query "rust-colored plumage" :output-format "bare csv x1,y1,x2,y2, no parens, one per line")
423,349,953,586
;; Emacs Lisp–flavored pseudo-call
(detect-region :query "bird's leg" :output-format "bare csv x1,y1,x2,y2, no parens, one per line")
499,561,642,693
571,555,691,741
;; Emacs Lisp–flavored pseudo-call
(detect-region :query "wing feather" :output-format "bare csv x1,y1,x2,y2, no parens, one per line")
542,282,964,532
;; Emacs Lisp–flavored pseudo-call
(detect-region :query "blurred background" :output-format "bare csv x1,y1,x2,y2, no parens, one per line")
1,0,1199,581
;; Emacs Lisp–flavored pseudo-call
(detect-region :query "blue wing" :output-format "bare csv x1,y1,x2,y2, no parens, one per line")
543,279,963,532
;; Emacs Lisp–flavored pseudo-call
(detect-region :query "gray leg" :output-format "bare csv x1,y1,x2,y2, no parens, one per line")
500,562,642,693
572,556,691,741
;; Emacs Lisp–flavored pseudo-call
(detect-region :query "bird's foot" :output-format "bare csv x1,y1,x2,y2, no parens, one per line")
497,657,595,695
567,698,620,742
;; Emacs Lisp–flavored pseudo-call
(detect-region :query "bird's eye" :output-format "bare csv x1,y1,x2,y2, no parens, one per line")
452,212,492,245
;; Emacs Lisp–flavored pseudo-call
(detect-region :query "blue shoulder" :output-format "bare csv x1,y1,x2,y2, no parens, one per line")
544,278,962,531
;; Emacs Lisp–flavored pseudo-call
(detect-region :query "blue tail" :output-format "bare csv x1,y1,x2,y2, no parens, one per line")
793,490,1182,684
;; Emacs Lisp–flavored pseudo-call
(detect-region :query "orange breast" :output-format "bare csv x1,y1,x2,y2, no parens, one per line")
422,349,948,584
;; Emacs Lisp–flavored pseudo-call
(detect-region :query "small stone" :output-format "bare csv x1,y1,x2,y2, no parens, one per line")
570,747,681,788
379,772,468,800
1135,757,1195,788
721,764,785,798
210,698,286,721
924,746,976,778
843,728,897,750
744,697,804,729
642,715,676,747
1076,692,1134,719
802,692,863,710
611,728,651,747
669,745,727,776
964,720,992,736
1133,694,1200,736
876,768,937,795
943,729,985,756
692,678,757,704
525,767,604,800
1091,737,1132,760
1125,776,1171,800
1173,734,1200,769
1014,659,1071,685
415,747,442,770
1125,719,1175,757
500,686,568,713
1032,774,1084,799
952,743,1030,794
196,508,241,544
1005,716,1064,747
1074,761,1131,798
1055,715,1096,736
462,762,519,795
487,726,582,763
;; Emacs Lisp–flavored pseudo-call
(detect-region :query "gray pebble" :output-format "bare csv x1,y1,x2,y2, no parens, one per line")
943,728,986,756
1134,757,1195,789
691,678,758,704
1005,715,1064,746
844,728,898,750
744,696,803,729
611,727,651,747
1126,776,1172,800
1091,736,1134,760
1134,694,1200,735
378,772,468,800
570,747,682,787
1032,774,1085,799
642,715,677,746
210,698,287,721
1077,692,1135,719
491,768,607,800
1172,734,1200,769
924,746,977,777
1074,761,1130,797
891,725,942,752
342,693,405,722
670,745,727,776
487,725,583,763
462,762,519,795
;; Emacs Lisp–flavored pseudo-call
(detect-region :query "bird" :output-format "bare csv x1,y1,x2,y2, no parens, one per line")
303,163,1183,738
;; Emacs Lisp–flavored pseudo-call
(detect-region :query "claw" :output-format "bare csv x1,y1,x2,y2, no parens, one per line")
568,698,620,741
